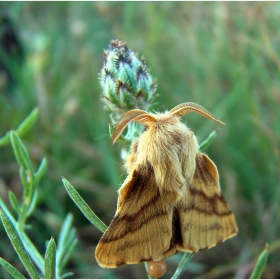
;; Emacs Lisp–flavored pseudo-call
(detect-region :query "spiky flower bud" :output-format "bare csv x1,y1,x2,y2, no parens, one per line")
99,40,157,119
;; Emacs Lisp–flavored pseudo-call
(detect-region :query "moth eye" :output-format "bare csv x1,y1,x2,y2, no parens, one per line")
143,125,149,131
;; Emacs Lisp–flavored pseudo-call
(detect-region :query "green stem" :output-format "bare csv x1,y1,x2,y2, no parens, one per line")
171,253,193,279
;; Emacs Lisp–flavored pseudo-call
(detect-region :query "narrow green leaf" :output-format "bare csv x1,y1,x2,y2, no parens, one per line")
25,190,38,217
199,130,217,152
19,167,32,201
0,108,38,148
10,131,34,175
57,214,73,270
0,208,40,279
64,228,76,252
16,108,39,137
62,177,107,233
45,237,56,279
0,197,44,273
59,239,77,273
9,191,21,214
20,234,44,273
34,158,47,186
0,131,10,147
0,197,17,226
0,257,26,279
171,252,193,279
57,214,73,252
250,244,269,279
60,272,74,279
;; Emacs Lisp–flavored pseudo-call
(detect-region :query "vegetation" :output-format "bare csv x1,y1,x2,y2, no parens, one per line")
0,2,279,278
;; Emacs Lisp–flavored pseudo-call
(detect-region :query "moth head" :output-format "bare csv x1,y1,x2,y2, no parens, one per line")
112,103,225,144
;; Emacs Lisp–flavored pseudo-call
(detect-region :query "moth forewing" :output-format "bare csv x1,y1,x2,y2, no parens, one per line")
95,164,175,268
176,153,238,253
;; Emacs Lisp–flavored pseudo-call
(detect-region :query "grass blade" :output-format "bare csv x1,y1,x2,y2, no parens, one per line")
45,237,56,279
0,208,40,279
62,177,107,233
0,257,26,279
199,130,217,152
250,244,269,279
171,252,193,279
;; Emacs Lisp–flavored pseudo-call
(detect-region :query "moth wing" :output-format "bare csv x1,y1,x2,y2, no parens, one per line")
176,153,238,253
95,164,175,268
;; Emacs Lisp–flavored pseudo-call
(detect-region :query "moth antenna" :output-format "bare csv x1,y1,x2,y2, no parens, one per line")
112,109,156,144
169,102,225,125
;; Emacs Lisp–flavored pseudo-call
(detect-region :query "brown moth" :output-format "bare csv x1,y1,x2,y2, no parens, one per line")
95,102,238,268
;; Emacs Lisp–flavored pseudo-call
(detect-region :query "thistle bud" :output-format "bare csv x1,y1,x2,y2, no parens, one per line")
99,39,157,118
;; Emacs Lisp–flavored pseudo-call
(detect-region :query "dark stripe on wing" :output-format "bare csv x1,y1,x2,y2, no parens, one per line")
179,187,233,217
100,164,169,243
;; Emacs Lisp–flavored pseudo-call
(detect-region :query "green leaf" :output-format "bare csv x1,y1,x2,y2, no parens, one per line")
20,234,44,274
199,130,217,152
0,208,40,279
56,213,74,273
25,190,38,217
16,108,39,137
45,237,56,279
171,252,193,279
57,214,73,253
0,257,26,279
60,272,74,279
250,244,269,279
64,228,76,249
0,108,38,147
0,132,10,147
10,131,34,175
0,197,44,273
59,239,77,273
62,177,107,233
9,191,21,214
0,197,17,226
34,158,47,186
19,167,32,202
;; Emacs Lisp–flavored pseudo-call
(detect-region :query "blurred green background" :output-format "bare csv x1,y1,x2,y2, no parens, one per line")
0,2,279,279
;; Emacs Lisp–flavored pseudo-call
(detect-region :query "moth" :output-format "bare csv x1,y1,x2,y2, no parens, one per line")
95,102,238,268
